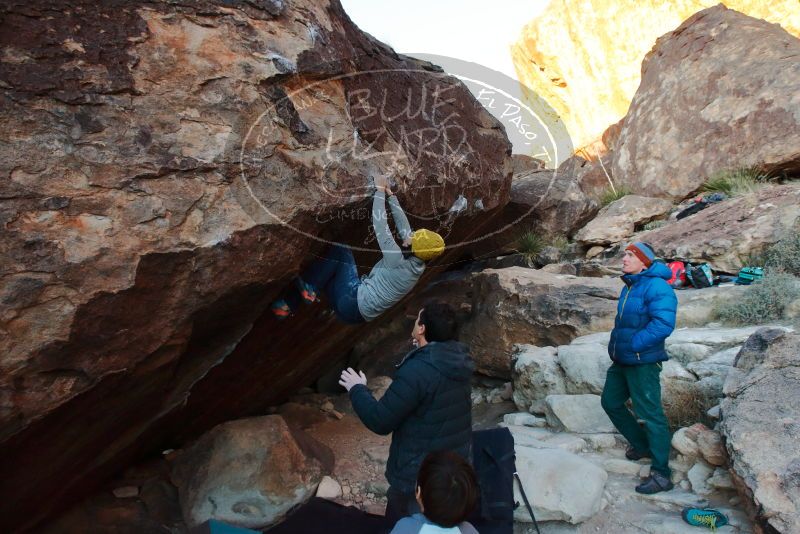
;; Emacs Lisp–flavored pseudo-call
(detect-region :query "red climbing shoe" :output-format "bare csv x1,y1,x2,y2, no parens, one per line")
271,300,291,319
295,278,318,304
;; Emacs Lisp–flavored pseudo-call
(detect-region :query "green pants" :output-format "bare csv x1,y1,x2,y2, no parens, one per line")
601,362,671,477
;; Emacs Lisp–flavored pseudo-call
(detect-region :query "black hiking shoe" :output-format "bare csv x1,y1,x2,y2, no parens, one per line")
635,471,674,494
625,446,651,461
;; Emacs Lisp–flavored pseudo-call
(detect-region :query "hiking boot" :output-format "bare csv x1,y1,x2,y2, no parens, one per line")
271,299,291,320
681,508,729,530
625,446,651,461
294,277,318,304
635,471,673,494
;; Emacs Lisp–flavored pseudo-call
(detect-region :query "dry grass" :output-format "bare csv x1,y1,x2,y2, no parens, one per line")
661,381,716,433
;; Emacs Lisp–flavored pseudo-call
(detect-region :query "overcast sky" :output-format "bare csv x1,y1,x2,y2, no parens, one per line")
340,0,552,81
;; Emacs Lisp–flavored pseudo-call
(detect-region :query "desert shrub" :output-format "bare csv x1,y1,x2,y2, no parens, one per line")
642,219,667,231
661,381,716,433
599,185,632,207
763,231,800,276
514,231,572,266
549,234,570,253
714,272,800,325
701,167,770,197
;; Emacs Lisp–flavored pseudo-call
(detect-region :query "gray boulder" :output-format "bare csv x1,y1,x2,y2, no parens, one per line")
575,195,672,246
719,329,800,533
171,416,326,529
636,186,800,273
544,394,616,434
557,343,611,394
464,268,620,378
512,345,567,414
514,448,607,524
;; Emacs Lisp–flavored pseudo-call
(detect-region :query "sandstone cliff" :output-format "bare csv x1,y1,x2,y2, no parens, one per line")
512,0,800,153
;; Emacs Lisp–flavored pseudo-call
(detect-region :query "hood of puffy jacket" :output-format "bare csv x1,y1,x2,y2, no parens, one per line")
398,340,474,381
622,261,673,286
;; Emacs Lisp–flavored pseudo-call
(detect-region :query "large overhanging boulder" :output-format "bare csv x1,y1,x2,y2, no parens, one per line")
0,0,511,529
612,5,800,199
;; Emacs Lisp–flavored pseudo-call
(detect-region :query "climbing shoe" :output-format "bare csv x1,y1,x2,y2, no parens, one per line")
295,277,318,304
271,299,291,320
625,446,651,461
681,508,729,530
635,471,674,494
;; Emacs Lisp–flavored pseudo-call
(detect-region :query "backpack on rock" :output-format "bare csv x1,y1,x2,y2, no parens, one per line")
685,263,715,288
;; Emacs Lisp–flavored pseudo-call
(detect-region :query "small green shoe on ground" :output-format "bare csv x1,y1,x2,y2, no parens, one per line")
681,508,729,530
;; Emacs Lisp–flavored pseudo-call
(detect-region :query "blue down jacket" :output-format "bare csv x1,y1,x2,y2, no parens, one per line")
608,262,677,365
349,340,474,494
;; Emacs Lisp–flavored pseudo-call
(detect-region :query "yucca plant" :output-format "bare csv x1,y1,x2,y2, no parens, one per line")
515,230,545,264
701,167,771,197
599,185,633,207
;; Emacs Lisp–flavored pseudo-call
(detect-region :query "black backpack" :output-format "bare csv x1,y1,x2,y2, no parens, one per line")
685,263,715,288
470,427,540,534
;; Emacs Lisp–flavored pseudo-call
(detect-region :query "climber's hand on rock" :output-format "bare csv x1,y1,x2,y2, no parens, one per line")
339,367,367,392
373,174,389,194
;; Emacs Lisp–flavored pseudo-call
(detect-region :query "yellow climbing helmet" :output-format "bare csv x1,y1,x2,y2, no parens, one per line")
411,229,445,261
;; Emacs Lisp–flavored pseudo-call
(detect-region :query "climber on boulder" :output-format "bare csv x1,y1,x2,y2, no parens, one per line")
271,174,445,323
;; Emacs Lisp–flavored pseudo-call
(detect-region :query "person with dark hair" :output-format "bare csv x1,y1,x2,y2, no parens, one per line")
415,302,457,344
389,450,479,534
339,302,474,524
602,241,677,494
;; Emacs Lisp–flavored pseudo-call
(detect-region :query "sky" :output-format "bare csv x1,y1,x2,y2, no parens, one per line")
340,0,553,81
339,0,571,162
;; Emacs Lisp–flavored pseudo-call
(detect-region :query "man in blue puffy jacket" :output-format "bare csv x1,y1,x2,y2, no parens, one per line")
602,242,677,494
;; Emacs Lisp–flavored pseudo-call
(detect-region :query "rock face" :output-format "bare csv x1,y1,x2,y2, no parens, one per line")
544,394,616,434
170,416,326,529
503,156,599,239
575,195,673,245
514,448,607,524
638,185,800,273
512,325,777,431
612,6,800,199
511,345,566,414
720,329,800,534
0,1,511,529
463,268,621,377
512,0,800,154
557,342,611,395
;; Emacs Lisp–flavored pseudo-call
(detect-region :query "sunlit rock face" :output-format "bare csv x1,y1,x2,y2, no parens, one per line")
512,0,800,153
0,0,511,529
612,6,800,199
